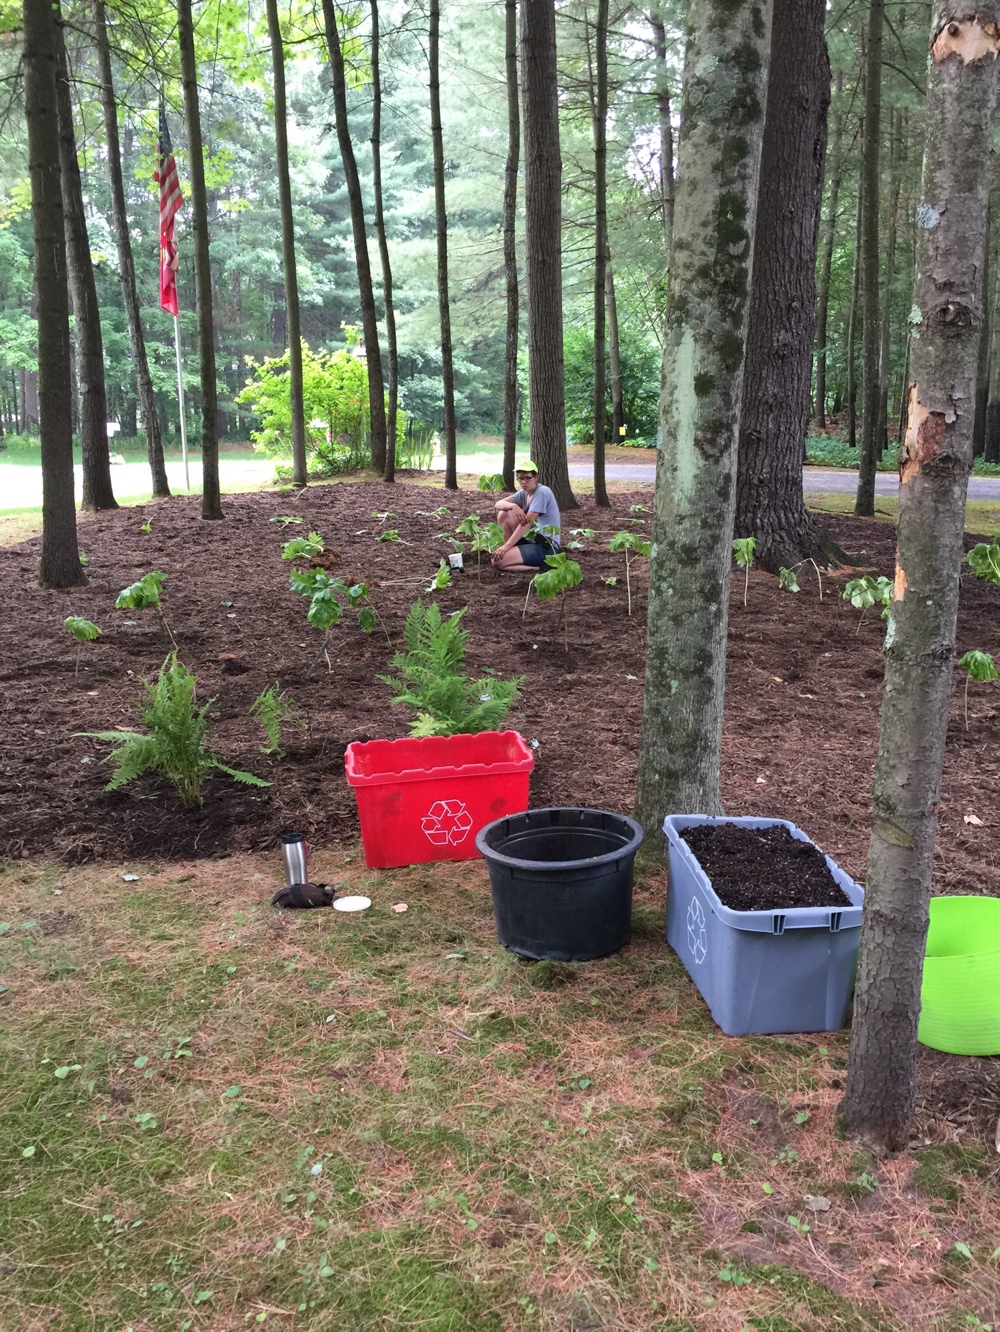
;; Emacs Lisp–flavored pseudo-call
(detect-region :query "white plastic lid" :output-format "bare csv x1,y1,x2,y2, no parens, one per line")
333,895,372,913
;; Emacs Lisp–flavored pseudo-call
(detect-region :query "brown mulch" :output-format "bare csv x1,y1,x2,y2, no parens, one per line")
0,482,998,889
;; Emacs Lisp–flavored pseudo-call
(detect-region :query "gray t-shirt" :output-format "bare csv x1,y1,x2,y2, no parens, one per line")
512,484,561,548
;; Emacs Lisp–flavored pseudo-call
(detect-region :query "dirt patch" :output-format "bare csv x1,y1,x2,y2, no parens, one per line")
0,484,998,904
680,822,853,911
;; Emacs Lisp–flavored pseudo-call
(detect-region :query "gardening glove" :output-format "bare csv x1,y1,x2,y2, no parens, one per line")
271,882,336,909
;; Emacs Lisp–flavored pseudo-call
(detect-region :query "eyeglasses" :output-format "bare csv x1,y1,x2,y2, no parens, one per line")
516,472,535,480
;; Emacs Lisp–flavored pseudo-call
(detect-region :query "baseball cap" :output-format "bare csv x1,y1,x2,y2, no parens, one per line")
515,459,538,475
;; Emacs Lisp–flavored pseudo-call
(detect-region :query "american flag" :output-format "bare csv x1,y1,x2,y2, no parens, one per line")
154,102,183,316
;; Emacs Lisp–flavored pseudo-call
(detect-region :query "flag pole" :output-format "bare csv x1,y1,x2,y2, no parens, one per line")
173,314,189,491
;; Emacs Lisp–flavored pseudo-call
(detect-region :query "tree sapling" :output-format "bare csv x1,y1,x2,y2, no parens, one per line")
524,552,584,651
607,530,651,616
732,537,757,607
64,616,101,675
116,571,175,647
965,541,1000,583
957,650,998,729
842,575,892,632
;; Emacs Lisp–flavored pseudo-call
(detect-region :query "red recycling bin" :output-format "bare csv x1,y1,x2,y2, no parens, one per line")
344,731,534,869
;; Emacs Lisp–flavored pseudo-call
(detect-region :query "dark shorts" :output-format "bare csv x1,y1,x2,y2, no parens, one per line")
516,538,556,567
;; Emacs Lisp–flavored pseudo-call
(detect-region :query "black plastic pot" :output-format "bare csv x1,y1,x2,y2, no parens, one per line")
476,807,644,961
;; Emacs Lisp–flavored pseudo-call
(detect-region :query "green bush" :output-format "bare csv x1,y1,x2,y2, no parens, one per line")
379,601,522,737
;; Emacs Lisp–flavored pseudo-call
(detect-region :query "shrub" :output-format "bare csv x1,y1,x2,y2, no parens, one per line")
379,600,522,737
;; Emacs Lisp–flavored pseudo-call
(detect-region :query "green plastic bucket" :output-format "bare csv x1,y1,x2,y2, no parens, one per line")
918,896,1000,1056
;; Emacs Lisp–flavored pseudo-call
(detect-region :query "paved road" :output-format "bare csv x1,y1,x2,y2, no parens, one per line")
565,461,1000,500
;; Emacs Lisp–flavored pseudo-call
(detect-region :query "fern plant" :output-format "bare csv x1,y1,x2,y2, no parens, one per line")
379,601,522,737
78,653,269,807
249,683,306,756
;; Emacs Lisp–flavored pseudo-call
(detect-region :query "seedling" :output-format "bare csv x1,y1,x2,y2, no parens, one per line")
116,571,175,647
371,510,398,531
249,683,306,756
426,560,453,592
842,574,892,631
477,474,504,493
269,514,303,527
524,553,583,651
416,507,451,517
378,601,522,737
732,537,757,607
139,518,153,534
966,541,1000,583
607,531,651,616
629,504,649,514
778,558,824,600
64,616,101,675
375,529,400,543
455,515,481,539
289,567,377,669
567,527,596,550
78,652,269,807
957,649,998,729
469,521,504,579
281,532,324,560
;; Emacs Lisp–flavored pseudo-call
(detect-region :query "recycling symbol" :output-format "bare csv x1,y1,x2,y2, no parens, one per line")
421,798,474,846
687,896,708,965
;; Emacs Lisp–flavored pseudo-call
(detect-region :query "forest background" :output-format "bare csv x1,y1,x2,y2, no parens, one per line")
0,0,969,469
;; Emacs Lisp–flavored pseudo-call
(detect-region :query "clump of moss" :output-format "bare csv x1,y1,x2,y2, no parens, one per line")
912,1143,987,1202
524,960,576,991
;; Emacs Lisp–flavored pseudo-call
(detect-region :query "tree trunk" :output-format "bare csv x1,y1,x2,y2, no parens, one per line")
843,1,1000,1152
521,0,576,509
178,0,223,520
846,181,863,448
633,0,772,833
321,0,387,475
94,0,169,497
814,69,844,429
606,260,625,443
429,0,457,489
54,5,116,512
972,191,992,456
734,0,844,573
370,0,399,483
649,10,674,273
877,108,903,458
985,198,1000,461
592,0,609,507
266,0,308,488
855,0,884,516
502,0,520,492
24,0,84,588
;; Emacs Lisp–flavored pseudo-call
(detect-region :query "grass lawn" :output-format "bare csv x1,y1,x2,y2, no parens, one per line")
1,852,997,1331
806,493,1000,540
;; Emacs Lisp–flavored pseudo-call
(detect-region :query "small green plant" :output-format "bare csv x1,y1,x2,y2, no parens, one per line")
379,600,522,737
716,1261,751,1287
78,652,269,807
269,514,303,527
629,504,649,514
842,574,892,631
281,531,324,560
139,518,153,534
289,567,377,667
249,683,306,756
116,571,175,647
957,649,998,728
79,552,88,566
966,541,1000,583
455,515,481,539
567,527,595,550
778,566,800,592
732,537,757,607
786,1214,810,1235
524,553,584,651
376,529,400,543
477,474,504,492
607,531,651,616
372,509,398,527
64,616,101,675
426,560,453,592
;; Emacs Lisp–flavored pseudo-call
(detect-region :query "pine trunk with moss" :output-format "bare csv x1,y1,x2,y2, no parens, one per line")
633,0,772,832
843,0,1000,1152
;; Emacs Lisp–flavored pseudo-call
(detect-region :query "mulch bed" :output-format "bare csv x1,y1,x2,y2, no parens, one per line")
1,481,998,891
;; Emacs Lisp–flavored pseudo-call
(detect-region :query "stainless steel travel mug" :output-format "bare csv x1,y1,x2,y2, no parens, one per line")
281,832,308,885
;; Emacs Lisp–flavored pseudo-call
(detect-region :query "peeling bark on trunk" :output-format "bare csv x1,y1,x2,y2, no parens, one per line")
371,0,398,483
266,0,308,488
502,0,520,492
735,0,844,573
633,0,772,831
843,1,1000,1152
429,0,457,489
855,0,884,516
178,0,223,521
54,7,116,513
321,0,387,475
94,0,169,498
814,70,843,429
592,0,609,507
25,0,84,587
521,0,577,509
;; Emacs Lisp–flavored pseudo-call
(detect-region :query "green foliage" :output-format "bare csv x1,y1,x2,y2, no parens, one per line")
115,571,175,646
425,561,453,592
477,474,504,492
379,601,522,737
237,343,377,475
532,553,583,602
281,532,324,560
607,531,651,616
376,530,400,543
562,324,661,444
957,650,998,729
806,435,1000,478
732,537,757,607
78,653,269,807
778,567,800,592
965,542,1000,583
249,683,306,757
842,575,893,625
64,616,101,644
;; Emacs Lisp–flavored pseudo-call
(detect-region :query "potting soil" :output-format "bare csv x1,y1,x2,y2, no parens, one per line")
679,822,853,912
